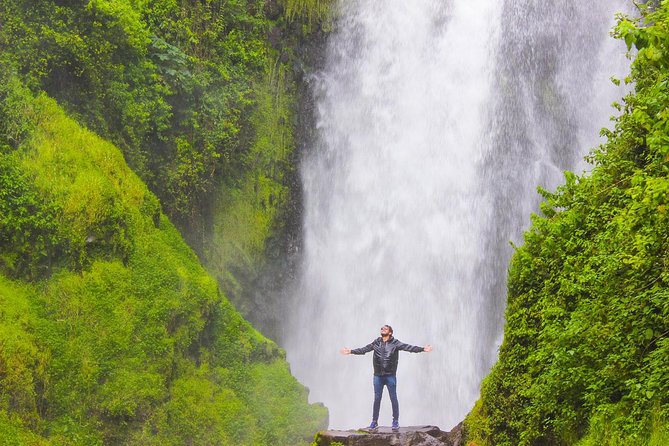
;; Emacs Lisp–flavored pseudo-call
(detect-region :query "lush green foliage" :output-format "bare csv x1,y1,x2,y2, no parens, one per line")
0,0,335,444
282,0,335,24
0,84,326,444
0,0,320,241
205,63,295,309
466,3,669,445
0,0,336,323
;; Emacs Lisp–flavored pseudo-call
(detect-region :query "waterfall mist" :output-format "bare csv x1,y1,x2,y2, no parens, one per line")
284,0,631,430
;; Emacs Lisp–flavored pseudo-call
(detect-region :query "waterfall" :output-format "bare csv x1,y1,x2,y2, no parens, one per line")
284,0,631,430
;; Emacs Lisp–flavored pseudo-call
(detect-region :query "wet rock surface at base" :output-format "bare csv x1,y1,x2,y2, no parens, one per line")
314,424,464,446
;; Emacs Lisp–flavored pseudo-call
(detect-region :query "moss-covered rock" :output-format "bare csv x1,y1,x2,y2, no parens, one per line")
0,83,327,445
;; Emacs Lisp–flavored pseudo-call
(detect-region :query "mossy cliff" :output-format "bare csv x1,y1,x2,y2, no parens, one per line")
0,65,326,446
0,0,335,337
0,1,338,443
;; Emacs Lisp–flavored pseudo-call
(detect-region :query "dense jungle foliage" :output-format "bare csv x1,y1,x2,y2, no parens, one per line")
466,3,669,445
0,75,327,445
0,0,334,444
0,0,333,324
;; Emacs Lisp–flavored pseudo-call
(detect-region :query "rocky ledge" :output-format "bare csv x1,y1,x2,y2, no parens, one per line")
313,424,465,446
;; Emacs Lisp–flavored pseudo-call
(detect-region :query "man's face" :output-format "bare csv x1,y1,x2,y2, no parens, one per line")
380,326,391,336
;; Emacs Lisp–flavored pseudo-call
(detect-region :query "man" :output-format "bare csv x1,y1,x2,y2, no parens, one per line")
340,325,432,431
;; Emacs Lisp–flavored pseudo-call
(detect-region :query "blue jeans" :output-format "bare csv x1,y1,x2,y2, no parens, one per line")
372,375,399,422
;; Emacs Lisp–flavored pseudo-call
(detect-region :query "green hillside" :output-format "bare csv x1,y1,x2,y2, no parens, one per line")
0,0,333,328
466,4,669,445
0,75,326,444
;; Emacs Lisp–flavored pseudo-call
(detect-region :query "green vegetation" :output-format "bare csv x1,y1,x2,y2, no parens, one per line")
0,66,326,445
310,432,345,446
0,0,269,228
466,3,669,445
282,0,334,24
0,0,343,336
205,63,294,311
0,0,333,295
0,0,337,443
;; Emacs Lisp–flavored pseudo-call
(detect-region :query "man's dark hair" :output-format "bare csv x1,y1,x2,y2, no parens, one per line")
384,324,393,334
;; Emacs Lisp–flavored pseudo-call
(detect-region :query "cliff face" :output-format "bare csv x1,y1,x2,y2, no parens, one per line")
0,76,327,444
200,3,333,341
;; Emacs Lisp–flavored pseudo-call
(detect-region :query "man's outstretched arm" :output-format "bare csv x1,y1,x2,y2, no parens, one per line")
397,341,433,353
340,343,374,355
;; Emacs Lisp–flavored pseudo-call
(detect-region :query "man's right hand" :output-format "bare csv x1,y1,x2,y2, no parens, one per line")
340,347,351,355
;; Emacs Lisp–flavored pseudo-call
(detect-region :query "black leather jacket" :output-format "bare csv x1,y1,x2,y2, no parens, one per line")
351,336,424,376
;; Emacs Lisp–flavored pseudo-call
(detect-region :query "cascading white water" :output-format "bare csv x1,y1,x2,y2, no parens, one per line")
285,0,631,430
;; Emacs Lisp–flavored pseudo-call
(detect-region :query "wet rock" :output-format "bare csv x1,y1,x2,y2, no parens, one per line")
263,0,283,20
314,425,463,446
267,26,283,50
